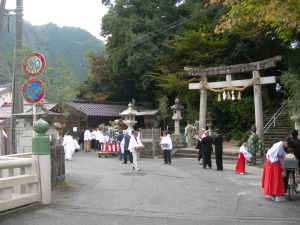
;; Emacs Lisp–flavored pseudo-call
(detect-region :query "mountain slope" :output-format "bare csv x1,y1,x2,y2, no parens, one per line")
0,19,105,84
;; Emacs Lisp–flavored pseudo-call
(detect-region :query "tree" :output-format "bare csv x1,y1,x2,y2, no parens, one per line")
280,72,300,119
77,52,116,101
213,0,300,42
100,0,187,102
156,95,170,130
42,59,79,104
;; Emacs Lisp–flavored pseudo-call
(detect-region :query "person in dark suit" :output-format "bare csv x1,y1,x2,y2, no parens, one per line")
200,130,213,169
196,128,206,165
213,129,223,171
122,131,133,164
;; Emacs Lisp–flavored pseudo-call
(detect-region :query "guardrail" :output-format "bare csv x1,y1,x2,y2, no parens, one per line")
263,104,287,134
0,153,39,212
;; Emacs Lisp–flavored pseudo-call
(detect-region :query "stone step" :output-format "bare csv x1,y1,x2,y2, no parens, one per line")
172,153,238,161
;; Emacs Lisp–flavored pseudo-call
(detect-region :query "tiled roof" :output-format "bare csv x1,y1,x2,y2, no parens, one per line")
71,101,149,117
0,104,56,120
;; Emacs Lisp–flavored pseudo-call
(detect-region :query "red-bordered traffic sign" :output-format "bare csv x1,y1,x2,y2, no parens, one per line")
22,52,46,76
22,79,45,103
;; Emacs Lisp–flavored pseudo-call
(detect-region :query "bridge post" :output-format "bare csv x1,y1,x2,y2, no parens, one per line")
32,118,51,204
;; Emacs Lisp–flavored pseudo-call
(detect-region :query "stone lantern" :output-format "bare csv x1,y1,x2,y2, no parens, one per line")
119,103,138,131
171,98,184,135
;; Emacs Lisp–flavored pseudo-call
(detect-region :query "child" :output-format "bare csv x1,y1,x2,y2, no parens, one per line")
235,140,251,175
285,148,296,160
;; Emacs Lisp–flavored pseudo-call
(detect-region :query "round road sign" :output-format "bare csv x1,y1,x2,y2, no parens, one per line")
22,79,45,103
22,52,46,76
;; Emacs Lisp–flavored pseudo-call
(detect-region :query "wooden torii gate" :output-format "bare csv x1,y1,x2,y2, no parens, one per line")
185,55,282,140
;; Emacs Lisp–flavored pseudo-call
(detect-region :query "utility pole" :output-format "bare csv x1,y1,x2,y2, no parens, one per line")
11,0,23,153
0,0,7,32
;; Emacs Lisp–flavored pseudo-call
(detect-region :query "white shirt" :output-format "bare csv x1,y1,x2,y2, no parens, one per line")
95,130,102,141
240,145,251,160
267,141,286,163
160,135,173,150
84,130,92,141
128,136,144,153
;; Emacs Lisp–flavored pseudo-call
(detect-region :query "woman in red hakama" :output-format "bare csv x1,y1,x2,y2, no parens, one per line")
235,152,246,174
235,140,251,175
262,140,291,202
262,160,285,196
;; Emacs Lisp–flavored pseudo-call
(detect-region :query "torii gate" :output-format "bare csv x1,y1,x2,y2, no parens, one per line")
185,55,282,140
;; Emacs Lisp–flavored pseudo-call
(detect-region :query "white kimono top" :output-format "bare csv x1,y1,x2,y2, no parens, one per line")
267,141,286,163
128,136,144,153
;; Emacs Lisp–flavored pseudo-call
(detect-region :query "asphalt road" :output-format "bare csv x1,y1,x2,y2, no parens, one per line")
1,152,300,225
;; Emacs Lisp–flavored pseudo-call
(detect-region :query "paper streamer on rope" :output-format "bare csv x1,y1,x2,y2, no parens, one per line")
2,129,7,138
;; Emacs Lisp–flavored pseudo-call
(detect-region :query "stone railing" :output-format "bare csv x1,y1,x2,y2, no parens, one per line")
0,153,39,212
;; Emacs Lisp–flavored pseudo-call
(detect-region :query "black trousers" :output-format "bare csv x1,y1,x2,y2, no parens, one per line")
203,151,212,168
215,151,223,170
198,148,202,161
91,139,95,149
123,150,133,163
163,150,171,163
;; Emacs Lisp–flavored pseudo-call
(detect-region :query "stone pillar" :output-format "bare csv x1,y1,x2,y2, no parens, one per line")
253,71,264,140
199,76,207,133
32,118,51,204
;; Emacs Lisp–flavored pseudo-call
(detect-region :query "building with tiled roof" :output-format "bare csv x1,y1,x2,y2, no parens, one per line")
51,100,159,137
70,100,149,117
0,100,159,155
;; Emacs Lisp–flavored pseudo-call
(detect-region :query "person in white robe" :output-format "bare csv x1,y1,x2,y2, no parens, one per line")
128,131,144,171
62,131,75,161
74,137,80,152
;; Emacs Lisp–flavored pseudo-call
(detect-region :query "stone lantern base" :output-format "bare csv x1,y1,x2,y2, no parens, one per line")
171,134,187,148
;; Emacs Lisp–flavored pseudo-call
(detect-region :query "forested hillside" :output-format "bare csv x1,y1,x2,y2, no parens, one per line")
0,18,105,84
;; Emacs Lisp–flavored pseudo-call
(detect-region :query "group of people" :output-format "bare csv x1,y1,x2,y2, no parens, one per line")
78,128,109,153
196,129,223,171
234,127,300,202
116,129,173,171
66,124,300,202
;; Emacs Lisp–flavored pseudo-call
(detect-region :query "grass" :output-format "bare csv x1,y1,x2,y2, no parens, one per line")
52,182,72,189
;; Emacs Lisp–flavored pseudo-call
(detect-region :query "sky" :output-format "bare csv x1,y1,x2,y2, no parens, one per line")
5,0,109,41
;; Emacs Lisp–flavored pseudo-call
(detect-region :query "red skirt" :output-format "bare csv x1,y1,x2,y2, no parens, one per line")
235,152,245,173
262,160,285,196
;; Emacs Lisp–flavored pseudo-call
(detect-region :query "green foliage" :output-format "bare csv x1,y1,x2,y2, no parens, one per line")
89,1,298,137
99,0,187,102
280,72,300,120
215,0,300,42
52,182,72,189
42,59,79,104
0,18,105,85
184,102,199,123
210,95,255,134
0,53,12,84
131,98,136,109
156,95,171,130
